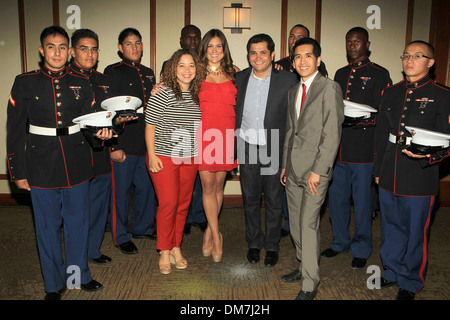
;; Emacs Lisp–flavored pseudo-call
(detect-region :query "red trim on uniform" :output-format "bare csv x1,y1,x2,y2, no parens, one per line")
110,158,118,246
417,195,435,293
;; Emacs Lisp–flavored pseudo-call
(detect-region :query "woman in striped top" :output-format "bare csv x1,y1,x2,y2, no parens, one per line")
145,49,205,275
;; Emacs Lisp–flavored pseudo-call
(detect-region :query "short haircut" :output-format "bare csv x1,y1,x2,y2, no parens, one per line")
40,25,69,46
246,33,275,54
293,37,321,57
407,40,435,58
346,26,369,41
118,27,142,44
291,24,310,37
181,24,201,36
71,28,99,48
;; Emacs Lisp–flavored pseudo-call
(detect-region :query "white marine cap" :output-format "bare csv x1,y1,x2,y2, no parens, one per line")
343,100,378,118
100,96,142,116
73,110,116,128
405,126,450,148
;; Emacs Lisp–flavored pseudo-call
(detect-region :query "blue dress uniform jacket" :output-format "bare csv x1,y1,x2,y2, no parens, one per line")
68,63,113,177
104,58,155,155
374,75,450,196
334,57,392,163
7,66,95,188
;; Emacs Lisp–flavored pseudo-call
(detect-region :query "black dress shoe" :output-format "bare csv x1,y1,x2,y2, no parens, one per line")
132,232,156,240
81,279,103,292
247,248,260,264
90,254,112,265
371,277,397,289
280,229,290,237
117,240,138,254
264,251,279,267
198,222,208,232
351,257,367,269
321,248,342,258
44,286,66,300
281,269,302,283
396,288,415,300
295,289,317,300
184,223,192,234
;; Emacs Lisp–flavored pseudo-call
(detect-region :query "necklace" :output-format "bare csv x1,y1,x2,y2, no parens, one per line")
207,65,224,76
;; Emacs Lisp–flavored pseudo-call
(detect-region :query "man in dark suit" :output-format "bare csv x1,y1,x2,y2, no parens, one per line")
281,37,344,300
235,33,297,267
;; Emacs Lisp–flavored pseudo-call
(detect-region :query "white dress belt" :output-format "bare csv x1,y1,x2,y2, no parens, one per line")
29,124,80,136
389,133,412,145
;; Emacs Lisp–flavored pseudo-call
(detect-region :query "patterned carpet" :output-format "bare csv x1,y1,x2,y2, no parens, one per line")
0,204,449,302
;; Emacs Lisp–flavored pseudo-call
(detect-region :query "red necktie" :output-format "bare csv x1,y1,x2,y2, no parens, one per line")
300,83,306,115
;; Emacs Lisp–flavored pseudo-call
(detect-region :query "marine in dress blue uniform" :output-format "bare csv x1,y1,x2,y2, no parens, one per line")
323,27,392,269
6,26,103,299
68,28,115,265
374,40,450,300
104,28,156,254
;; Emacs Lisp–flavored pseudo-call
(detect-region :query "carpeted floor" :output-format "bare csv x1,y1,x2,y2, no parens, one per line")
0,204,449,301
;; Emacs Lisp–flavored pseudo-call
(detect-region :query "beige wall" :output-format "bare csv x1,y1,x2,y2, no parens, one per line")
0,0,432,196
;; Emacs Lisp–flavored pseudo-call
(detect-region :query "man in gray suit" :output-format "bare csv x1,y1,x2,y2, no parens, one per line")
280,37,344,300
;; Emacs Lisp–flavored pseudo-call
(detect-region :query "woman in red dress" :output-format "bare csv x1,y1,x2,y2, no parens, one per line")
198,29,239,262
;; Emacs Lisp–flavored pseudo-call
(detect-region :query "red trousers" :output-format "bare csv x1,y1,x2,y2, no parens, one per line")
147,155,198,250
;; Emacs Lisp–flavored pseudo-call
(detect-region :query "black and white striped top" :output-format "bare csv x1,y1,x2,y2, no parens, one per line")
145,86,201,158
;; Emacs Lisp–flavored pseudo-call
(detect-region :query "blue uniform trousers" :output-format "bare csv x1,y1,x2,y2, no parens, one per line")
111,155,156,246
88,173,111,260
328,162,373,259
379,188,435,293
186,174,206,224
30,182,92,293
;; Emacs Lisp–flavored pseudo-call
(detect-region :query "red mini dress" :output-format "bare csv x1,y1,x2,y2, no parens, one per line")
197,80,238,172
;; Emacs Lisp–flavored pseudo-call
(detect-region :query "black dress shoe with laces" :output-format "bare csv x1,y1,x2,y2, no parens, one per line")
281,269,302,283
81,280,103,292
295,289,317,300
90,254,112,265
117,240,138,254
321,248,342,258
351,257,367,269
264,251,279,267
396,288,415,300
247,248,260,263
44,286,66,300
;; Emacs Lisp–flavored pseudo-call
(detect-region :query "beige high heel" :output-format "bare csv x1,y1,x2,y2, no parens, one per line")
159,251,171,275
202,230,213,257
170,247,188,269
212,232,223,263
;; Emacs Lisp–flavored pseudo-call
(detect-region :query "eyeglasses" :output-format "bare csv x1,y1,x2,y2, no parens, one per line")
76,47,99,54
400,54,431,61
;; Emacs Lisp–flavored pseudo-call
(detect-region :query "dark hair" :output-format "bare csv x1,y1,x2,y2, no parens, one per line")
162,49,206,104
199,29,235,80
71,28,99,48
291,24,310,37
246,33,275,54
292,37,321,57
118,27,142,44
407,40,435,58
346,26,369,41
181,24,201,37
40,26,69,46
